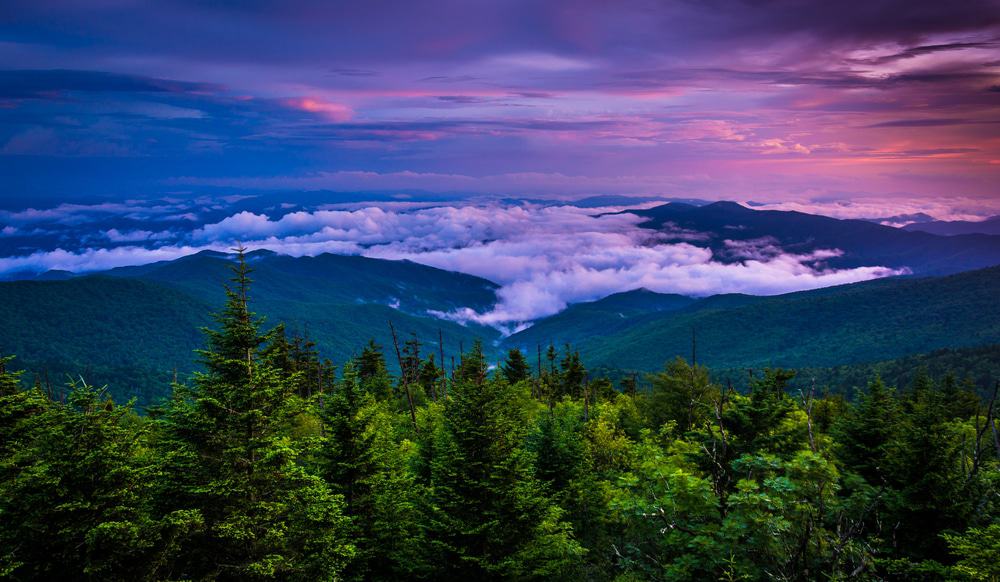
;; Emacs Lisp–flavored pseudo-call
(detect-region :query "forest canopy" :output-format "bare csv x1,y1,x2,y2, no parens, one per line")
1,251,998,581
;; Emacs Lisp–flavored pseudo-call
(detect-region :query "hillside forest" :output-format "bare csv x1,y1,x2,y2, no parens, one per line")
2,250,999,581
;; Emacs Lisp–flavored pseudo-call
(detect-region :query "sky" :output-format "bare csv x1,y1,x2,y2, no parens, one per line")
0,1,998,327
1,0,998,206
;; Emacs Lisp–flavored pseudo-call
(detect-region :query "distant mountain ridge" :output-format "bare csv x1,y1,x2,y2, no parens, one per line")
629,201,1000,275
4,201,1000,405
903,215,1000,236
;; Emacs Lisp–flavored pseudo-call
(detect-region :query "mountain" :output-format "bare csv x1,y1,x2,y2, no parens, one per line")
506,265,1000,372
104,249,499,316
903,215,1000,236
0,277,212,404
0,251,503,405
629,201,1000,275
859,212,936,227
795,344,1000,397
508,289,697,348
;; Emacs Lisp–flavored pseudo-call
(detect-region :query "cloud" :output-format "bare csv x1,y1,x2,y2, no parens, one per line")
0,201,194,226
0,203,908,328
282,97,354,122
745,197,1000,222
0,69,218,99
0,244,217,276
103,228,175,243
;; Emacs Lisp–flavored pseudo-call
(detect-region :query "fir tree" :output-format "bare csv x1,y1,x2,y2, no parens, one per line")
153,248,354,580
422,346,584,579
319,361,426,580
501,348,531,385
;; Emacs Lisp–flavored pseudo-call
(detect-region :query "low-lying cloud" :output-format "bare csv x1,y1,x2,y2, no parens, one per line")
0,202,907,331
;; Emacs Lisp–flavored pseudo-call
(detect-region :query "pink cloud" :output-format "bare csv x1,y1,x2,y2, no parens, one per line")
284,97,354,121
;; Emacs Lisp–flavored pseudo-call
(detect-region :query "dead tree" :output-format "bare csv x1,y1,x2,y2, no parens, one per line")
387,321,418,431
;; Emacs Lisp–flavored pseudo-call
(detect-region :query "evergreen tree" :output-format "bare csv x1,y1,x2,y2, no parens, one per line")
358,339,393,400
423,350,584,579
501,348,531,385
418,353,441,401
833,377,899,483
0,380,165,580
648,357,717,434
456,339,488,385
153,249,354,580
558,346,586,399
319,361,425,580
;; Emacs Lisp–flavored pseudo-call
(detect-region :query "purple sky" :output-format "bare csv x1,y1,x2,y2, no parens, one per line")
1,1,999,325
1,0,998,212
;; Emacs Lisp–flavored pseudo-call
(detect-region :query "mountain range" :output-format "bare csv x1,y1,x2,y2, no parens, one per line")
902,215,1000,236
2,201,999,405
629,201,1000,275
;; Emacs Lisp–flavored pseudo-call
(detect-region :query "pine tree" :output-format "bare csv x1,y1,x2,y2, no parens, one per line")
153,248,354,580
501,348,531,385
423,344,584,579
418,353,441,401
648,357,718,434
358,339,393,400
456,339,488,385
319,361,425,580
0,379,163,580
558,346,586,399
833,377,899,483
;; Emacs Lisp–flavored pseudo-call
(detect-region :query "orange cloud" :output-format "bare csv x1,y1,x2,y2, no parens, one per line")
285,97,354,122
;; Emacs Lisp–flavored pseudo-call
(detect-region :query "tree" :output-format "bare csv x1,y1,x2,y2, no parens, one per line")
414,353,440,400
152,249,354,580
502,348,531,385
559,347,586,399
422,351,584,578
358,339,392,400
943,524,1000,581
647,357,717,434
456,339,488,385
319,361,426,580
0,379,167,580
833,377,899,484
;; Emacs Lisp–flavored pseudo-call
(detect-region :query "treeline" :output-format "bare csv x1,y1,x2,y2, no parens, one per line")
1,253,999,581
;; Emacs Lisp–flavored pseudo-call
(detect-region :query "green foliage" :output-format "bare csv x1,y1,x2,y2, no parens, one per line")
318,361,425,580
502,348,532,385
0,378,166,580
420,363,584,579
943,524,1000,581
511,266,1000,373
2,257,1000,580
150,250,354,579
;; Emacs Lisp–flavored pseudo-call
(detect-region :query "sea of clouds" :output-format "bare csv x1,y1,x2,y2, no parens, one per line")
0,200,908,330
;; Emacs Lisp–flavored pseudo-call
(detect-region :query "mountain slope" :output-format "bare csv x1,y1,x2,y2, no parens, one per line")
105,249,499,315
508,289,697,348
546,266,1000,372
0,277,212,404
630,201,1000,275
0,252,504,405
903,215,1000,236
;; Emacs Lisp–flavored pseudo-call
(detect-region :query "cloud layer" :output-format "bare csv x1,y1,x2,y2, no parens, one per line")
0,202,907,331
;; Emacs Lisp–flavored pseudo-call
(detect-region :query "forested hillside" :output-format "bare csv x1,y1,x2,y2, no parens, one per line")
0,251,502,405
1,251,998,580
6,251,1000,407
514,265,1000,372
